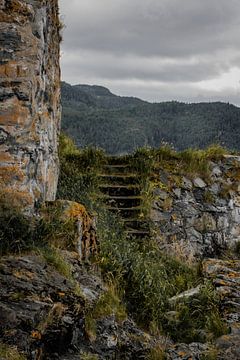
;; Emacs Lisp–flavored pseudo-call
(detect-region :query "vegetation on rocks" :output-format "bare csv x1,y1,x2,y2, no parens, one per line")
56,134,227,343
1,133,238,359
0,343,26,360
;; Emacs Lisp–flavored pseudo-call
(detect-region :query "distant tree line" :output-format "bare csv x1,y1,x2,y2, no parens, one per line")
61,82,240,155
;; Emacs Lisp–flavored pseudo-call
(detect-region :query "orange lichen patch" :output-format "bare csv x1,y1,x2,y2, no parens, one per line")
178,351,187,357
0,97,29,126
227,272,240,278
31,330,42,340
46,200,98,260
1,164,25,181
5,62,18,78
0,188,33,207
0,164,25,184
4,0,34,18
0,61,26,78
171,213,178,221
64,202,88,220
0,152,14,163
13,269,35,280
17,64,29,78
226,168,240,182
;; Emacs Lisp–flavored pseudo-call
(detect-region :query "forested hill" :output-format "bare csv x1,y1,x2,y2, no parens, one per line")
61,81,240,154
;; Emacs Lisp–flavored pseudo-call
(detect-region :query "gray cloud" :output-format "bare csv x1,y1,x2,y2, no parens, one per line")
59,0,240,105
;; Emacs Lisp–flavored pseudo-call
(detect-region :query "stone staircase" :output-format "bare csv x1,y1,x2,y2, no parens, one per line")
98,157,150,239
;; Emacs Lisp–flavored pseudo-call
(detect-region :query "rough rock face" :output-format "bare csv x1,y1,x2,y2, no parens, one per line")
0,0,61,210
0,253,157,359
151,156,240,259
203,259,240,360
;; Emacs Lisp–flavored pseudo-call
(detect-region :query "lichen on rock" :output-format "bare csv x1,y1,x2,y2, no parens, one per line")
0,0,61,212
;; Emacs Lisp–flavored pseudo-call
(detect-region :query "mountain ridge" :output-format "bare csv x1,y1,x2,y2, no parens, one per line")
61,81,240,154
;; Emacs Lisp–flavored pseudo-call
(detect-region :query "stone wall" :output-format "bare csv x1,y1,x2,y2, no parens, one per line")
0,0,61,210
151,155,240,259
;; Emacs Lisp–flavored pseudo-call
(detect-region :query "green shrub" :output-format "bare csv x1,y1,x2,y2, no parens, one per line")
0,194,33,255
98,207,198,329
57,134,106,209
163,281,227,342
178,148,210,177
34,205,77,249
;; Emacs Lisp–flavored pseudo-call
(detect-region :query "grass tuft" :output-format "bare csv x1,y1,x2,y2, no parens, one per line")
0,343,26,360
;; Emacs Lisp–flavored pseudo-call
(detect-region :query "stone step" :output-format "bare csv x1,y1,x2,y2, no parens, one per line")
126,229,150,239
99,174,140,186
106,156,130,165
123,218,150,230
99,184,141,196
102,164,133,174
100,195,143,208
106,206,143,218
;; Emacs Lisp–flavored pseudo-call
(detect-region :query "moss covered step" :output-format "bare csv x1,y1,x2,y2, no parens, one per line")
106,206,144,219
106,156,130,165
103,164,133,174
99,174,139,186
99,184,141,197
123,218,150,230
126,229,150,238
100,195,143,207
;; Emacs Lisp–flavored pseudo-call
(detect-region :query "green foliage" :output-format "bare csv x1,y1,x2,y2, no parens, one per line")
34,205,77,249
201,346,218,360
98,208,198,330
131,147,155,177
147,344,167,360
84,313,97,342
85,280,126,341
0,194,33,255
178,149,210,177
56,134,227,344
0,343,26,360
203,191,215,204
163,282,227,343
61,82,239,155
40,247,73,280
57,134,106,209
81,352,99,360
92,282,126,322
0,190,77,256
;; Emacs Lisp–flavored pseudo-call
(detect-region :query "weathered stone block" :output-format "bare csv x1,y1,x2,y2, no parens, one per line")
0,0,61,211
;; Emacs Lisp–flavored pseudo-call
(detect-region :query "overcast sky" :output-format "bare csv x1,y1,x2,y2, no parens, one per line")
59,0,240,105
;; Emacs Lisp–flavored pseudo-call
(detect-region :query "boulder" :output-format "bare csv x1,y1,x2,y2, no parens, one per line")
193,177,207,188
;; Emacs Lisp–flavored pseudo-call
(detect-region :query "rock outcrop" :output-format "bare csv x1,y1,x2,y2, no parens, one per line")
0,0,61,211
151,155,240,259
44,200,98,261
0,252,158,359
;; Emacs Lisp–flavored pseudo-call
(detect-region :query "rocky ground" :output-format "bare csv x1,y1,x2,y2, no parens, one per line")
1,250,240,359
0,251,159,360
